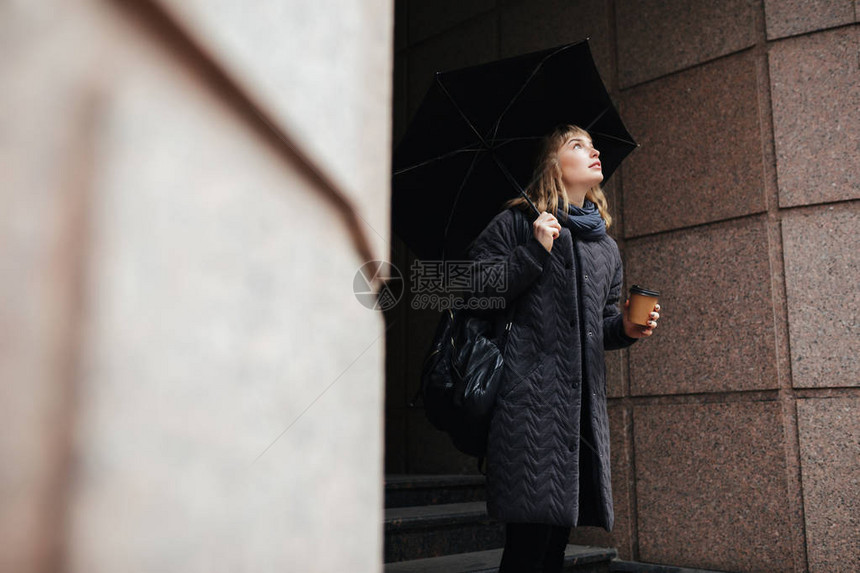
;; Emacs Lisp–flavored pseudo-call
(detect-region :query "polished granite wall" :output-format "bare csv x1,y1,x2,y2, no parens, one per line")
390,1,859,571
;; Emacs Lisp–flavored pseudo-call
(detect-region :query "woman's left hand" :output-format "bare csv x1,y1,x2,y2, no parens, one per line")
622,301,661,339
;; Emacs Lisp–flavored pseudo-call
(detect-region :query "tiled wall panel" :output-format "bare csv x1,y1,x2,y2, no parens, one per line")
797,397,860,573
622,53,766,238
407,16,498,118
395,0,408,50
499,0,613,89
605,349,625,399
769,26,860,208
407,409,478,474
781,206,859,388
393,52,408,144
408,0,495,45
616,0,756,87
764,0,855,39
626,218,777,395
634,401,792,572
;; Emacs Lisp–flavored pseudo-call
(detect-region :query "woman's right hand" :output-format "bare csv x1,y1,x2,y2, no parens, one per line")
533,211,561,252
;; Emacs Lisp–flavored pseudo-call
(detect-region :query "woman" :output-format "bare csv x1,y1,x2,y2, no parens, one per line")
466,125,660,572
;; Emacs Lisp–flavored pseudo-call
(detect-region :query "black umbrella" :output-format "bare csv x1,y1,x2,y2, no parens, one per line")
392,39,637,261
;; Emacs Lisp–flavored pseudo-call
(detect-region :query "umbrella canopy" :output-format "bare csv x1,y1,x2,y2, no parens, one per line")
392,39,637,261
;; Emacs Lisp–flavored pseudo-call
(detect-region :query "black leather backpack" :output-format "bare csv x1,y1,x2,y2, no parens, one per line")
414,207,533,460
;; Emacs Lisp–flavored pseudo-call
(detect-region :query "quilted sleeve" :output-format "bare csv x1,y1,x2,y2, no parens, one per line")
464,208,550,307
602,249,637,350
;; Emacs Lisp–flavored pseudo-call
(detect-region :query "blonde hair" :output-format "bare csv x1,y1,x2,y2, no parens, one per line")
502,124,612,228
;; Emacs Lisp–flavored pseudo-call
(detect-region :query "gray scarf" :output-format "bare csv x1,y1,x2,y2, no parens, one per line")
556,199,606,240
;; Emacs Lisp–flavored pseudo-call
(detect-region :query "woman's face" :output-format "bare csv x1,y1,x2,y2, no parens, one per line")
557,134,603,191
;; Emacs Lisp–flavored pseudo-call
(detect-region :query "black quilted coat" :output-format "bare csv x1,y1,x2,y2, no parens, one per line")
466,206,636,530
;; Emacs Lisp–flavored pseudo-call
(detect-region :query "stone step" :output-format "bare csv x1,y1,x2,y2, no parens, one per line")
384,502,503,562
385,474,486,508
610,560,733,573
384,544,618,573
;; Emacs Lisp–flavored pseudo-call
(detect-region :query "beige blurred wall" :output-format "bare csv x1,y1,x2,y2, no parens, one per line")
1,1,392,572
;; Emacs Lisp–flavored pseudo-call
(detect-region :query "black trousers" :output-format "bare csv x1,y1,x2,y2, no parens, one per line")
498,522,571,573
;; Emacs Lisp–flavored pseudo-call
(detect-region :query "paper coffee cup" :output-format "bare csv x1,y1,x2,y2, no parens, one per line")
629,285,660,326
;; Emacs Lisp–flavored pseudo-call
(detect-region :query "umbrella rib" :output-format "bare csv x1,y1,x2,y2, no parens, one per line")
435,74,491,150
490,155,540,218
392,147,483,176
588,130,638,147
490,136,542,147
585,105,611,131
489,44,573,142
442,146,485,259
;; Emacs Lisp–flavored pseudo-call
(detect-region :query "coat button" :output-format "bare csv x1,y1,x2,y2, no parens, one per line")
583,273,589,280
586,330,593,337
